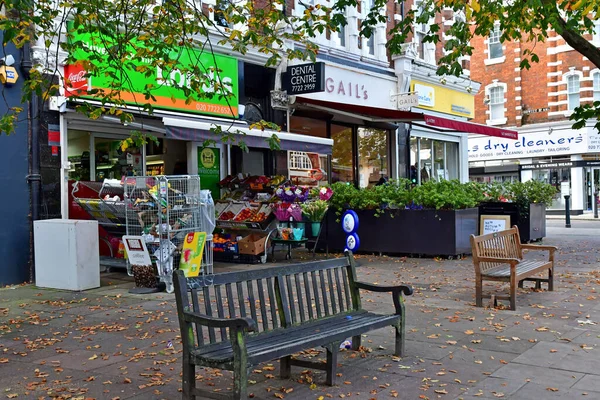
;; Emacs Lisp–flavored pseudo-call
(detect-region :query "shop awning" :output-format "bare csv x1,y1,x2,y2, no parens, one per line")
298,97,518,140
163,117,333,154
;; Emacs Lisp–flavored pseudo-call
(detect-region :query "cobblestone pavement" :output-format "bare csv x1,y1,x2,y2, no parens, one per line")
1,220,600,399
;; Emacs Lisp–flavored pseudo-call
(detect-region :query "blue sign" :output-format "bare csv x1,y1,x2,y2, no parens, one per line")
341,210,360,252
342,210,359,234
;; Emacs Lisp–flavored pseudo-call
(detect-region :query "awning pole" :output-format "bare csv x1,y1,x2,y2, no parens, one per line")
286,107,291,134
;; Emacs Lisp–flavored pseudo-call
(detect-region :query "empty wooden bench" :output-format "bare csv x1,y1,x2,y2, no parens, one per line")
470,226,557,311
173,252,413,400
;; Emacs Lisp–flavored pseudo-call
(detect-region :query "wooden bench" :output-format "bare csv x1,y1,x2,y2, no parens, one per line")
173,252,413,400
470,226,557,311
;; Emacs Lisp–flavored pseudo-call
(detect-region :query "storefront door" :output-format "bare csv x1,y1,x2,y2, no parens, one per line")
589,168,600,212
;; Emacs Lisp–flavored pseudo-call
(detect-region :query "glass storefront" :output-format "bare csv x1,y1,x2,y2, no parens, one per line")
410,136,460,184
358,127,388,188
532,167,570,210
331,124,355,184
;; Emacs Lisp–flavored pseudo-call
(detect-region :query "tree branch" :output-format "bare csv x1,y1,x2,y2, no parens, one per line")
556,16,600,69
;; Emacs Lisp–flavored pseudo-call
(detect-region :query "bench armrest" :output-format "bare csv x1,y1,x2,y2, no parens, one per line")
521,244,557,253
476,257,520,265
355,281,413,296
183,310,257,332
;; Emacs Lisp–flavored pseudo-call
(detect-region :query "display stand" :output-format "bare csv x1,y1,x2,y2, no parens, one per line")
269,219,324,261
124,175,215,293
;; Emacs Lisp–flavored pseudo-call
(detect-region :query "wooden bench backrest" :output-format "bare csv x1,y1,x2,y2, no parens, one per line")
470,226,523,272
174,254,360,348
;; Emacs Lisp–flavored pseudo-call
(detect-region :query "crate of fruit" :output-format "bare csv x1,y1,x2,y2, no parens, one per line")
217,202,245,222
233,204,260,222
245,203,274,229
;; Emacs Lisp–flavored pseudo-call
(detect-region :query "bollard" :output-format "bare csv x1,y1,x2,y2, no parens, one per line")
564,195,571,228
595,190,599,219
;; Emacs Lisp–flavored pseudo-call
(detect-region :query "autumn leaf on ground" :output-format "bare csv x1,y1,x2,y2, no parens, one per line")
464,330,474,335
547,387,559,392
434,389,448,394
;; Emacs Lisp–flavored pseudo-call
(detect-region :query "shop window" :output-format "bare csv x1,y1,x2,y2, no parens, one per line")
358,127,387,188
567,74,580,110
593,72,600,102
93,137,143,181
488,24,503,59
410,137,460,184
489,86,504,120
290,116,327,138
331,125,355,184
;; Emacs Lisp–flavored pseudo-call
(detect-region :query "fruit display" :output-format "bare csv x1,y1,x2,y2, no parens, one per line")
219,211,236,221
249,204,272,222
217,203,245,221
233,206,258,222
213,234,238,253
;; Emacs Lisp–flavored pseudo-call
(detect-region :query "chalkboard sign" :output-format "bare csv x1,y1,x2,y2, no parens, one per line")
479,215,511,235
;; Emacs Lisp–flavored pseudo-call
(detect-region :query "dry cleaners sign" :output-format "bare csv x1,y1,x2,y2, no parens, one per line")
468,130,588,161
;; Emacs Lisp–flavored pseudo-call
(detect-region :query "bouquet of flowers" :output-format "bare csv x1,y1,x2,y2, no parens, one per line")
310,185,334,201
275,185,310,203
271,203,303,221
301,200,329,222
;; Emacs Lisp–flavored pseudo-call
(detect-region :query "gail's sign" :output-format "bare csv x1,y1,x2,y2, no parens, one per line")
397,93,419,111
297,63,397,110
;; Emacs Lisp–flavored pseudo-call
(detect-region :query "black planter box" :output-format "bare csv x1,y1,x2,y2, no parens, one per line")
478,202,546,242
318,208,478,257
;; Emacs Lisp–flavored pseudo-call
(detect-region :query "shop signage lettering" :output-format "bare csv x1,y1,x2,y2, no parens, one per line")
397,93,419,110
469,131,588,161
65,23,239,118
520,160,600,170
522,107,549,115
283,62,325,95
325,77,368,99
414,83,435,107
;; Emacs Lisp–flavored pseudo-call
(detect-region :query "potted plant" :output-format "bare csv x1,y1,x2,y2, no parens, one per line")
301,200,329,236
478,180,556,242
320,180,480,257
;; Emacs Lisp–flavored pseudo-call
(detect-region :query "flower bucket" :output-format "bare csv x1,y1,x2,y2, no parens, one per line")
311,222,321,236
292,227,304,240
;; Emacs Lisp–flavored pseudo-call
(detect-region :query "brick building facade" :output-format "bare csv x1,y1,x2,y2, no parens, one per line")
468,21,600,215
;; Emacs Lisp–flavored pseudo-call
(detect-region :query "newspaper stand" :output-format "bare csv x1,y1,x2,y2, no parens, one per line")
125,175,214,293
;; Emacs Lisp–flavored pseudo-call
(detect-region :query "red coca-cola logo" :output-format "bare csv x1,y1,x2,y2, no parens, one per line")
64,63,88,96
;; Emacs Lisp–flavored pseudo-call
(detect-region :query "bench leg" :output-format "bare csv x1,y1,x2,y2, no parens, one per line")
351,335,361,351
280,356,291,379
393,321,406,357
325,343,340,386
475,278,483,307
510,274,517,311
548,267,554,291
182,361,196,400
232,364,248,400
518,280,524,289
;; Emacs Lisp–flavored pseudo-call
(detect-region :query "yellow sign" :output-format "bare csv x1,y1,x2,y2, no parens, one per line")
0,65,18,85
179,232,207,277
411,80,474,118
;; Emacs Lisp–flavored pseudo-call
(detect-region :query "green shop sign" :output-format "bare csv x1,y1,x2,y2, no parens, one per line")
64,25,239,118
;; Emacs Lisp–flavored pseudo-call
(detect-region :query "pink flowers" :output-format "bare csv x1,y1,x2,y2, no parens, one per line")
319,186,333,201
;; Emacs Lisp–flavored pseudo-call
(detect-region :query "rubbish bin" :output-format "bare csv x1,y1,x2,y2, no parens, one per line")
34,219,100,291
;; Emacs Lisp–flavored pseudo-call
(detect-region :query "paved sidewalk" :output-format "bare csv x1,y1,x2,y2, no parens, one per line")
1,230,600,399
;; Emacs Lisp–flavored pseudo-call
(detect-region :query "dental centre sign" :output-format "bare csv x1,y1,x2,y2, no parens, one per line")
64,25,239,118
468,130,590,161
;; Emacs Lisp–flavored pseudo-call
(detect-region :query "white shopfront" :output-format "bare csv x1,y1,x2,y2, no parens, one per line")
468,121,600,214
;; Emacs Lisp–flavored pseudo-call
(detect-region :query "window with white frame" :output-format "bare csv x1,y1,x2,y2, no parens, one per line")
567,74,580,110
363,0,375,56
594,19,600,43
332,23,346,47
488,24,503,59
414,0,431,60
594,72,600,102
489,86,504,120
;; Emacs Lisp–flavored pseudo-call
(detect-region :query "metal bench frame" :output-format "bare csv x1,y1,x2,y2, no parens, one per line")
470,226,557,311
173,252,413,400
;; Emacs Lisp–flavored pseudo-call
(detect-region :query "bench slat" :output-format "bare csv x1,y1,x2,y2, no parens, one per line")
276,275,292,328
203,286,217,343
319,269,330,317
257,279,269,331
225,283,236,319
341,267,352,311
285,275,297,324
295,274,306,323
334,268,345,312
266,277,278,329
482,260,551,278
236,282,247,318
214,285,227,340
311,270,322,319
327,268,338,314
190,289,204,346
247,280,258,325
303,272,315,321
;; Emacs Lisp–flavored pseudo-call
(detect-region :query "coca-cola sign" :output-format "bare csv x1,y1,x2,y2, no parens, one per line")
64,63,88,96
